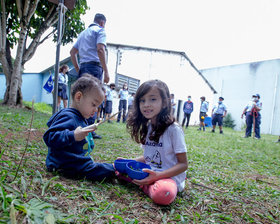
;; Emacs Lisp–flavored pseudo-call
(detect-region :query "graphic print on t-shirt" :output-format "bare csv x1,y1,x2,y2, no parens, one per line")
149,150,162,168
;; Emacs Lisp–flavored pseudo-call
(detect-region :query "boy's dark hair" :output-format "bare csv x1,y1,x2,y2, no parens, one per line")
109,83,115,88
94,13,106,24
126,79,174,144
71,74,105,99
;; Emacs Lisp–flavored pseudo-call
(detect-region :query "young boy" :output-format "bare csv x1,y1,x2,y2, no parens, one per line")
43,74,115,181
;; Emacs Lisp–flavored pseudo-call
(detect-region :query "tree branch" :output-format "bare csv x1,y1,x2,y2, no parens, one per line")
16,0,22,18
0,0,6,51
26,0,40,23
22,13,58,64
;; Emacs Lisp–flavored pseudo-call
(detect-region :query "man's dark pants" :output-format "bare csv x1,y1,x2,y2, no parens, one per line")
245,112,261,138
117,100,127,122
79,63,103,125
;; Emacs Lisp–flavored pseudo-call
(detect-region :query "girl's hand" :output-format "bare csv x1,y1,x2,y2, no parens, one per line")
74,126,93,141
132,169,159,185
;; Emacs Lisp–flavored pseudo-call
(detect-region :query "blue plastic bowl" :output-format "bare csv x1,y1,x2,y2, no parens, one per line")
126,161,151,180
114,159,135,174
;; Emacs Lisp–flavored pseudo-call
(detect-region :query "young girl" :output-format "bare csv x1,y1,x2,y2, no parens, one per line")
124,79,188,205
117,82,129,123
43,74,115,181
57,64,69,109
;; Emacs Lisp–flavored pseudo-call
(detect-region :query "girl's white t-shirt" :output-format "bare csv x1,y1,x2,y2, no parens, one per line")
142,122,187,192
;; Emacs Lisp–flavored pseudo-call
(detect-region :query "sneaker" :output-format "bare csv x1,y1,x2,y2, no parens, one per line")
211,129,215,133
92,132,102,139
197,128,201,131
275,140,280,143
220,130,223,134
203,128,205,132
254,137,260,140
108,120,112,123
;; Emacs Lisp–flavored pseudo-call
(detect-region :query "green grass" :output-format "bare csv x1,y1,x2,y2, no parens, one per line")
0,103,279,223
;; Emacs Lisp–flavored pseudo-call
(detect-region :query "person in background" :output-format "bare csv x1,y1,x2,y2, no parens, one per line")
104,83,115,123
120,79,188,205
43,74,115,181
117,83,129,123
182,96,193,128
211,97,227,134
57,64,69,110
70,13,109,139
70,13,109,83
198,96,208,131
126,92,135,120
241,94,262,139
97,88,106,123
171,93,176,117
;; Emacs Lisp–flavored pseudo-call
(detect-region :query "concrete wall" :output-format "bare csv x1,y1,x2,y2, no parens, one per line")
0,73,42,103
201,59,280,135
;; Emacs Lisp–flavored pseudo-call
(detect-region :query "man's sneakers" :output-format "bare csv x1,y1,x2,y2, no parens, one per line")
220,130,223,134
211,129,215,133
92,132,102,139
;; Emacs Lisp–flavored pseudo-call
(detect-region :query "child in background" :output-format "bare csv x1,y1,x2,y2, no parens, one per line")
123,79,188,205
43,74,115,181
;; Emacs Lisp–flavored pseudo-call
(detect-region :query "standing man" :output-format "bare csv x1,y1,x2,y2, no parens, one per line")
241,94,262,139
182,96,193,128
211,97,227,134
198,96,208,131
70,13,109,139
117,83,129,123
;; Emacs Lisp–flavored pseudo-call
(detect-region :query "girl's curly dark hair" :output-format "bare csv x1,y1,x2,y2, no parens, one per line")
126,80,174,144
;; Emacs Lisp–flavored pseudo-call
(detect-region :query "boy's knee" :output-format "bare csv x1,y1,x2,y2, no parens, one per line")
149,179,177,205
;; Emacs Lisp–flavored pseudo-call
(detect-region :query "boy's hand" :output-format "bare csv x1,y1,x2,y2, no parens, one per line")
132,169,159,185
74,126,94,141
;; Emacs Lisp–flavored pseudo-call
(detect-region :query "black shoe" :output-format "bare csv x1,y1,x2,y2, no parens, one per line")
220,130,223,134
108,120,112,123
92,132,102,139
211,129,215,133
197,128,201,131
275,140,280,143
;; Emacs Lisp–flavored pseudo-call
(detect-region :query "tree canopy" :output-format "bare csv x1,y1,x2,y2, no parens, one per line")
0,0,89,106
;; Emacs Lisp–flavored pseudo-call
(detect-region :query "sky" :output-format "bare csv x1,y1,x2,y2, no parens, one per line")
23,0,280,72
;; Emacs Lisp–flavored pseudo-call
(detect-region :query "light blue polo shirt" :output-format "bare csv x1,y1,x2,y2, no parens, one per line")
212,102,227,114
119,89,129,100
200,101,208,113
73,24,106,63
245,100,262,112
106,88,113,101
58,73,68,85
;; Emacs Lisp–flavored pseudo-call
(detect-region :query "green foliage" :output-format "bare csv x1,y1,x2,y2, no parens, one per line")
4,0,89,48
223,113,236,129
0,103,279,223
23,101,52,114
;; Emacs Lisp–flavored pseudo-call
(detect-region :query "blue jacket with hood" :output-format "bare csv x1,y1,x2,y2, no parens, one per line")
43,108,114,181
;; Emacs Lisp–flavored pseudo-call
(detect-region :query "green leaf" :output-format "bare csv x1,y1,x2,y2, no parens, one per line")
41,176,59,196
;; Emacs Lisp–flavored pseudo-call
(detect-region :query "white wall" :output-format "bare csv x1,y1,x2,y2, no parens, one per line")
201,59,280,135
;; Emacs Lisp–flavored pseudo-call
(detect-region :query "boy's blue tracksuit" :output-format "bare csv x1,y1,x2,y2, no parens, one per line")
43,108,115,181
